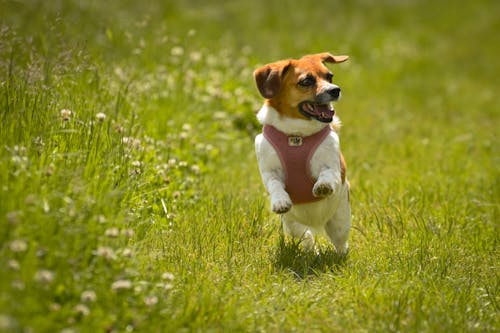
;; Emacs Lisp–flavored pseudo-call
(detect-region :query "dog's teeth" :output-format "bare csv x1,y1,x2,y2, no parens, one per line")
307,103,314,112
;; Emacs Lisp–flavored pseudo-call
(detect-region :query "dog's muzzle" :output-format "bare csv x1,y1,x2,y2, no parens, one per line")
298,86,341,123
298,101,335,123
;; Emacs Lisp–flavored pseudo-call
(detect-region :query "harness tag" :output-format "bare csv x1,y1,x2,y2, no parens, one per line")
288,136,303,146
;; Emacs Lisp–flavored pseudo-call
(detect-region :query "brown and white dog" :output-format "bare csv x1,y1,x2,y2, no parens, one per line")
254,52,351,254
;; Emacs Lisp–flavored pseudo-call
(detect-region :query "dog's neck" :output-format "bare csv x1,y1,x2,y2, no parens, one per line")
257,104,331,137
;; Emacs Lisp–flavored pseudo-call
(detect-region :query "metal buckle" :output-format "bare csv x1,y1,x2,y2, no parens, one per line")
288,136,303,146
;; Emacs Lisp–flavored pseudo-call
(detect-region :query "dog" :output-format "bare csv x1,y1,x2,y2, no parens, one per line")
253,52,351,254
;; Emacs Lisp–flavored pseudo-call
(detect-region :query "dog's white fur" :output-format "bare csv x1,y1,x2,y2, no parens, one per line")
255,104,351,253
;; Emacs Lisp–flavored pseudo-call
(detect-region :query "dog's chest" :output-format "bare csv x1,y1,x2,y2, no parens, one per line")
263,125,331,204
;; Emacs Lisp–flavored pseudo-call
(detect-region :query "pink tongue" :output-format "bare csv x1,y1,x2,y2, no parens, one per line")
314,104,334,118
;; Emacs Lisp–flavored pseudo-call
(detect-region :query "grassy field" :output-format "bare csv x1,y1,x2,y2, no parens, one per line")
0,0,498,332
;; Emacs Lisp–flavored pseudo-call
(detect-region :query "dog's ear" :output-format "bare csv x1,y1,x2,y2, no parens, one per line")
254,60,291,99
318,53,349,64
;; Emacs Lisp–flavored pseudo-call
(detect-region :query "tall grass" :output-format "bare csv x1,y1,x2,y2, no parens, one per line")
0,0,498,332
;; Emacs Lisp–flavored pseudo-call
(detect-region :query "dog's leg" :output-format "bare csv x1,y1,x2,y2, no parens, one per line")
263,172,292,214
313,168,341,198
255,135,292,214
324,186,351,255
282,216,315,251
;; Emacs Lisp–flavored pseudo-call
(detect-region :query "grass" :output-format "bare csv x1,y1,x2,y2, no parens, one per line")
0,0,498,332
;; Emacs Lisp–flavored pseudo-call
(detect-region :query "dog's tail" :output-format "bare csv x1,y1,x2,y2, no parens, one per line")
330,116,342,133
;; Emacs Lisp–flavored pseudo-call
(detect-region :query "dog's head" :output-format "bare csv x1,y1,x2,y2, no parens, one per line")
254,52,348,123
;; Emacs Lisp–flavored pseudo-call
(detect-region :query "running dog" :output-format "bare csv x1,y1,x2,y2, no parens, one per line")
254,52,351,253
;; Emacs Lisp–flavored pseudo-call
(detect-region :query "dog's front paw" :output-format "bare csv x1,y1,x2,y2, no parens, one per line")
271,197,292,214
313,181,334,198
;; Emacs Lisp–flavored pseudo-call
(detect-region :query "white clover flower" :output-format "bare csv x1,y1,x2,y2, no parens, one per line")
190,51,202,62
170,46,184,57
6,211,21,224
95,112,106,122
96,215,107,224
121,248,133,258
34,269,55,284
74,304,90,316
111,279,132,291
8,260,20,271
105,227,119,238
161,272,175,281
81,290,97,303
0,314,15,331
9,239,27,253
60,109,72,121
122,137,142,149
181,123,192,132
121,229,135,238
191,165,200,174
144,295,158,306
94,246,116,260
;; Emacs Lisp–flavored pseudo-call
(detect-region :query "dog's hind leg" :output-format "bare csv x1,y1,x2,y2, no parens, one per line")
325,191,351,255
282,216,315,251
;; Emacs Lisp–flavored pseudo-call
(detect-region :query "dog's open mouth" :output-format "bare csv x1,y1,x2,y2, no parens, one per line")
298,101,335,123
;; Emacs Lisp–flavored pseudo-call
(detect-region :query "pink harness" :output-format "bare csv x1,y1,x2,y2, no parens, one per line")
263,125,331,205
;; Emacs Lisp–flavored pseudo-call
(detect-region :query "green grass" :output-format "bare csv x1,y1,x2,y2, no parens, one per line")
0,0,498,332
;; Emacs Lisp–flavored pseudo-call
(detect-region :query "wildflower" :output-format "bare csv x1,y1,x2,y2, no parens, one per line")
121,229,135,238
94,246,116,260
96,112,106,122
105,227,119,238
121,248,133,258
81,290,97,303
96,215,107,224
144,295,158,307
161,272,175,281
191,165,200,174
113,123,125,134
0,315,15,331
111,279,132,292
11,280,25,290
8,260,20,271
6,211,21,224
60,109,72,121
74,304,90,317
50,303,61,312
60,328,76,333
9,239,27,253
182,123,192,132
122,137,141,149
190,51,202,62
171,46,184,57
34,269,55,284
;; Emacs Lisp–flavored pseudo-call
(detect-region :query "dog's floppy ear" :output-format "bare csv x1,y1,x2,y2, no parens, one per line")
318,53,349,64
254,60,291,99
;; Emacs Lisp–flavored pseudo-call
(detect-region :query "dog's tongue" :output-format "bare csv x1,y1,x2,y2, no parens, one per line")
300,102,335,123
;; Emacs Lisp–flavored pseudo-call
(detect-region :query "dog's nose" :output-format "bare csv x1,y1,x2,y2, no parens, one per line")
327,87,341,99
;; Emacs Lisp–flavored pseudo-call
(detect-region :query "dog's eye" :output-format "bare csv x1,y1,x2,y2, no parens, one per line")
326,73,334,83
298,76,315,87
